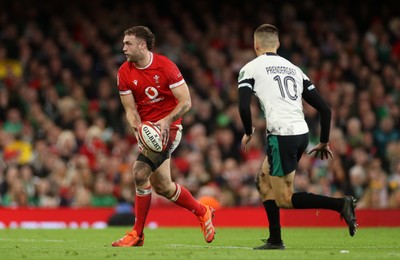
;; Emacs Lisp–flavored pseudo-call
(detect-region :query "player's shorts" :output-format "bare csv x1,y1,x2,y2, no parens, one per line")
137,124,182,171
266,133,308,177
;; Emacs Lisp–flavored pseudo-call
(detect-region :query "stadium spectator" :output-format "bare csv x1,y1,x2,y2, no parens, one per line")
91,174,117,207
0,0,399,214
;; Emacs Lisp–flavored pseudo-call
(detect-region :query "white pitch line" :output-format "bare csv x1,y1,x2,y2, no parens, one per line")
0,238,65,243
291,246,400,249
166,244,253,250
166,244,400,250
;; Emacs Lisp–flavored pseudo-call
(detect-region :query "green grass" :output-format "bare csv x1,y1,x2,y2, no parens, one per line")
0,227,399,259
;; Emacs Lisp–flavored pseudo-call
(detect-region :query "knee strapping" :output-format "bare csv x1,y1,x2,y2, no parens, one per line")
137,151,169,172
136,186,152,196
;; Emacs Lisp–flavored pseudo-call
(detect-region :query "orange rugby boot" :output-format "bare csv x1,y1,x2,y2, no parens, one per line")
197,205,215,243
111,230,145,247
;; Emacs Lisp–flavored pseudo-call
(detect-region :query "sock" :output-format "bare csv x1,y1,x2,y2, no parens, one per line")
133,185,152,236
264,200,282,243
291,192,343,212
169,183,206,217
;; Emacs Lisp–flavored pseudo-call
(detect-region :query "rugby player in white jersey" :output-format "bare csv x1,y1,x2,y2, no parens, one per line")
238,24,357,250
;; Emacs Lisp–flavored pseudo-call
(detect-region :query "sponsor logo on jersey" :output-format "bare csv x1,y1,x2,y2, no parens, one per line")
144,86,164,104
145,86,158,99
133,80,138,85
238,70,245,80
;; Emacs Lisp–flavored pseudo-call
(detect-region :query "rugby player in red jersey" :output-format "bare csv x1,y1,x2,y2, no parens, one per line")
111,26,215,247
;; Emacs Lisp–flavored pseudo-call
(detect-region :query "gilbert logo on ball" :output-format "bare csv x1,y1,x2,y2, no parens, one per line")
138,121,164,152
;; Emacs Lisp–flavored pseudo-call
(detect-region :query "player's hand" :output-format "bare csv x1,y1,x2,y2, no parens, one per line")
132,124,144,152
241,127,255,152
154,118,170,146
307,142,333,160
132,125,140,141
241,134,252,151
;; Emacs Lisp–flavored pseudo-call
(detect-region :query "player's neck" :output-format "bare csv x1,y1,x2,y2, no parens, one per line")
135,51,152,68
256,48,277,56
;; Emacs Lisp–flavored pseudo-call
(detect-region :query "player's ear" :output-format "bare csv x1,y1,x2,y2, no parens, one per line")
254,38,259,52
139,41,147,50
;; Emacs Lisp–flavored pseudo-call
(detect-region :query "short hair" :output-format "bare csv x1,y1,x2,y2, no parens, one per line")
124,26,155,50
254,24,279,49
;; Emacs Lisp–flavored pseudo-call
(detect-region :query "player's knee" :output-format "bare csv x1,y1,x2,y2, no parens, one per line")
133,173,147,187
153,182,174,198
275,194,292,208
133,162,152,186
255,172,272,195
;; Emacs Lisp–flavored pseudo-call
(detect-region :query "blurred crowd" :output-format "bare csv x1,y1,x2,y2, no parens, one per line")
1,0,400,209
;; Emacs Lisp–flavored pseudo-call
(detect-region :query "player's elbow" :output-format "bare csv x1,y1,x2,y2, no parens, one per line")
320,105,331,119
317,101,331,116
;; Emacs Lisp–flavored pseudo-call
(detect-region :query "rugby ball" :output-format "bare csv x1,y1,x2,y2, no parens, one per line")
138,121,164,152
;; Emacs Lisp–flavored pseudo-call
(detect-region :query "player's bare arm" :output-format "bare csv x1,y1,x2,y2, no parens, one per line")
168,83,192,122
154,83,191,145
120,93,141,134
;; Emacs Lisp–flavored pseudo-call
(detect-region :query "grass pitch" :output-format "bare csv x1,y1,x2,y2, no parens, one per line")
0,227,399,259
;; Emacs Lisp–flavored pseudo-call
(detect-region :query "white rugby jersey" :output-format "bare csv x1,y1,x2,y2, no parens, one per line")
238,53,312,136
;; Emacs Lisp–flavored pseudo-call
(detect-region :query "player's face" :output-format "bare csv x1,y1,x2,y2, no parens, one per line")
123,35,146,63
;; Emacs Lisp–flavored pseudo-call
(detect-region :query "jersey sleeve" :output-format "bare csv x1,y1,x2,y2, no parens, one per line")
301,71,331,143
238,63,255,135
165,59,185,89
238,64,255,90
117,68,132,95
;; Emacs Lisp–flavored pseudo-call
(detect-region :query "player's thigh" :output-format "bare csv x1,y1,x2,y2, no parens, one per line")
266,134,307,206
150,158,176,197
150,158,172,185
256,156,274,200
270,172,295,208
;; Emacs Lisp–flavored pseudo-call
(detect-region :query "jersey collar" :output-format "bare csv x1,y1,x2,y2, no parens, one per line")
264,52,278,56
136,52,154,69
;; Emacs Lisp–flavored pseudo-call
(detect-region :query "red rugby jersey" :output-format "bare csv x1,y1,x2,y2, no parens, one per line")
117,52,185,124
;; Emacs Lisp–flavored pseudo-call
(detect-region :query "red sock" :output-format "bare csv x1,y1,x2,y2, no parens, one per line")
170,183,206,217
133,186,152,236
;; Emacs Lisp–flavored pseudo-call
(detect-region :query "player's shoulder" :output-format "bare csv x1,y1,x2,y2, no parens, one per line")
271,55,305,76
276,55,302,70
118,61,133,73
153,52,175,65
240,57,258,73
152,53,181,75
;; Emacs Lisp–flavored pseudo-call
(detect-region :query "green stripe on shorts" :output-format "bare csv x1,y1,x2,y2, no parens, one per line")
269,136,285,177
